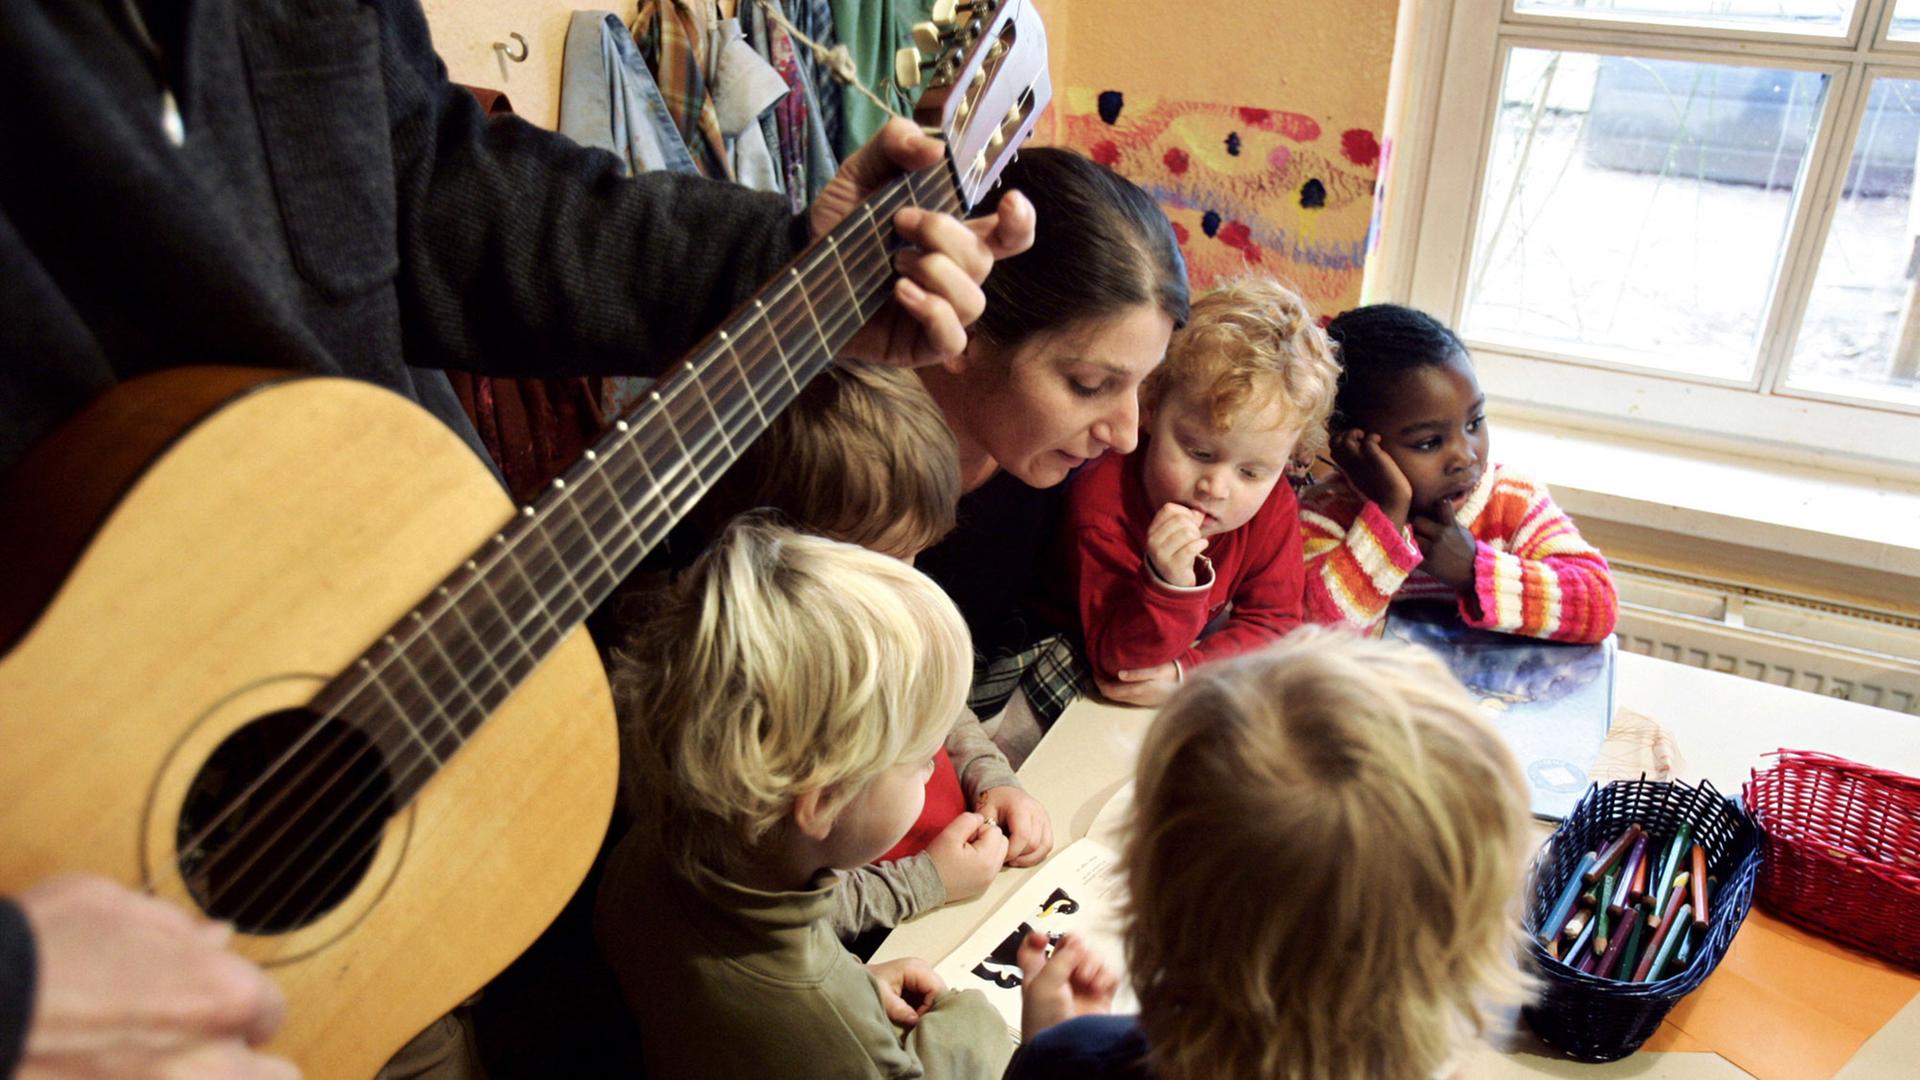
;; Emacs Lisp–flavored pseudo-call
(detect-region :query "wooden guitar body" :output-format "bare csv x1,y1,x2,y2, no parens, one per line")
0,369,617,1079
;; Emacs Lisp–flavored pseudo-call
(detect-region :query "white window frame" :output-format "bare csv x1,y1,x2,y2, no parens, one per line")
1372,0,1920,477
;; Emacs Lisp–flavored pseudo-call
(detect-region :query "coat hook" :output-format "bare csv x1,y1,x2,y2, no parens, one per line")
495,31,529,64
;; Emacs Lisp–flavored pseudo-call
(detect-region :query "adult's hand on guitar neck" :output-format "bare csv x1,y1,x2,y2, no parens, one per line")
16,875,298,1079
812,118,1036,369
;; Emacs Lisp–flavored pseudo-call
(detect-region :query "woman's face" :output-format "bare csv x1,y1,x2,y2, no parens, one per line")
950,304,1174,488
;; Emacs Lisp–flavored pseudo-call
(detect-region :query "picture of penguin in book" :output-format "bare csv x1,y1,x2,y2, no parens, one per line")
967,888,1081,988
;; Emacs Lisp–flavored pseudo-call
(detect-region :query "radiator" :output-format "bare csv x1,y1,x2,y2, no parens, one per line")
1613,567,1920,716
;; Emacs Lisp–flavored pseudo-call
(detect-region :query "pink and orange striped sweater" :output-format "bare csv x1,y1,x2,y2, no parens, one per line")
1299,465,1617,643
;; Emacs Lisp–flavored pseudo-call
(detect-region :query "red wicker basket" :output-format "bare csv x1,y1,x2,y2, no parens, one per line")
1743,749,1920,971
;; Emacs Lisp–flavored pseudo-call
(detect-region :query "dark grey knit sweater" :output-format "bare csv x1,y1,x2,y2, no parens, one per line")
0,0,810,476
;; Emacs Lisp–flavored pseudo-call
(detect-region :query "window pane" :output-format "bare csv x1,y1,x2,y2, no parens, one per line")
1515,0,1848,36
1785,78,1920,408
1894,0,1920,42
1462,50,1826,381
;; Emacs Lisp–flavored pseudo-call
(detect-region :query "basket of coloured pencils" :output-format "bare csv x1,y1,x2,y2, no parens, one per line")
1743,749,1920,972
1521,778,1763,1062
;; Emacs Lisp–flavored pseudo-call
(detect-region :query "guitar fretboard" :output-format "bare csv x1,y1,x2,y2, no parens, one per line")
314,165,962,801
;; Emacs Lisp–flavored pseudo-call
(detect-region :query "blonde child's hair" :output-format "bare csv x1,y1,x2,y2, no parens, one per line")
1124,629,1535,1080
1140,275,1340,462
702,363,960,558
610,517,971,880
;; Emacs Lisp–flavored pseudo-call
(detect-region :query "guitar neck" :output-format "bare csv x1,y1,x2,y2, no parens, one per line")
316,165,962,799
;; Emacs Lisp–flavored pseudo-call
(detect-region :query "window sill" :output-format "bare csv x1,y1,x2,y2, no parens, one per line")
1491,409,1920,613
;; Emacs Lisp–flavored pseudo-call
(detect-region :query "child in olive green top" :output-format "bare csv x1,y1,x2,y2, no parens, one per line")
595,521,1112,1078
696,363,1053,939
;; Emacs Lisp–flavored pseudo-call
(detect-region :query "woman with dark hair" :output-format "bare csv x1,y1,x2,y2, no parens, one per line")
915,147,1190,759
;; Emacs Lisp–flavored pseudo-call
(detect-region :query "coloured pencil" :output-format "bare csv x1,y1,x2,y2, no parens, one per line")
1650,874,1689,929
1563,911,1597,969
1624,834,1651,905
1586,824,1641,883
1594,868,1619,953
1618,912,1648,977
1641,903,1693,981
1563,908,1591,941
1671,924,1696,974
1654,871,1691,927
1651,823,1692,919
1540,852,1597,943
1599,907,1640,979
1690,844,1710,930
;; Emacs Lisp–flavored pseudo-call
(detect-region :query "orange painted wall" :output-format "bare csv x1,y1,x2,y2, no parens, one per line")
1029,0,1399,316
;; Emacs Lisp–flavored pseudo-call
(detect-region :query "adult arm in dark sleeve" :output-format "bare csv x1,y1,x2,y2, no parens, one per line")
0,898,33,1079
374,0,810,379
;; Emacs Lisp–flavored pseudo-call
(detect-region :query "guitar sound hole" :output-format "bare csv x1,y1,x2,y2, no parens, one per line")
176,709,395,934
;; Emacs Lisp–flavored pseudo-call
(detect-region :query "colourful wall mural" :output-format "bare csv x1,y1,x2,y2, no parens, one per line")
1057,88,1381,311
1030,1,1400,318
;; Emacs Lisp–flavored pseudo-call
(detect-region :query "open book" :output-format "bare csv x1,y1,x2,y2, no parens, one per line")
1383,601,1617,820
930,835,1137,1043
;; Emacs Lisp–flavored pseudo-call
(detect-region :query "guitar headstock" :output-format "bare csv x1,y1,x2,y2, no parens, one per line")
900,0,1051,212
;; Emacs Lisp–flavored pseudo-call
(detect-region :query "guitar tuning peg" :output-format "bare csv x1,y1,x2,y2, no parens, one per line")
911,21,943,55
893,46,923,89
931,0,959,26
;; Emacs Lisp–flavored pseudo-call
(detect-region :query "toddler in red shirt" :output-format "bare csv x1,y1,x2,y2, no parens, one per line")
1065,277,1340,707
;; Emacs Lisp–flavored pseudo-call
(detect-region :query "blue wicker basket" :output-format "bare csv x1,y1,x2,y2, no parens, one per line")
1521,778,1763,1062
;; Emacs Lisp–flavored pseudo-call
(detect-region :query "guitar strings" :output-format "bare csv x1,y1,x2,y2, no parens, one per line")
201,237,902,930
168,164,949,885
173,169,941,903
244,234,912,933
190,169,967,932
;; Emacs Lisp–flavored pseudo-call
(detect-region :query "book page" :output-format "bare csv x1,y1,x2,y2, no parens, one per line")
1384,603,1616,820
933,837,1138,1042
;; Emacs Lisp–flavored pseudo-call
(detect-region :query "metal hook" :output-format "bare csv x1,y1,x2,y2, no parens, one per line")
495,31,529,64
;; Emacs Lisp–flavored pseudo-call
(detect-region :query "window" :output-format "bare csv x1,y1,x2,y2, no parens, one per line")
1387,0,1920,469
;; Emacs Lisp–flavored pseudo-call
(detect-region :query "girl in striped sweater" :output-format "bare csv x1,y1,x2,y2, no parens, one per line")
1300,305,1617,643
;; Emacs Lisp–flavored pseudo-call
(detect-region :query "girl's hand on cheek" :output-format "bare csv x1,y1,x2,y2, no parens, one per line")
1409,497,1478,594
1330,430,1413,528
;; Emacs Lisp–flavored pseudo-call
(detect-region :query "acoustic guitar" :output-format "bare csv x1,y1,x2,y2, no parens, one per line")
0,2,1047,1074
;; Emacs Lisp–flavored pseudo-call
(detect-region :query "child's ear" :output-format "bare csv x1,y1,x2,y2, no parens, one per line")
791,788,838,842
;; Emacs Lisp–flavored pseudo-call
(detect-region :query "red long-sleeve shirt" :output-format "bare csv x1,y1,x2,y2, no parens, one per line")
1065,445,1305,679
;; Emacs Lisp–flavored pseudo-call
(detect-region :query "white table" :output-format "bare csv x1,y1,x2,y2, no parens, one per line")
876,652,1920,1076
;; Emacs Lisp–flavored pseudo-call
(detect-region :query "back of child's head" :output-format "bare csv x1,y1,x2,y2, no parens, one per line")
1123,629,1534,1080
1324,303,1469,431
1140,276,1340,461
610,516,971,880
701,363,960,558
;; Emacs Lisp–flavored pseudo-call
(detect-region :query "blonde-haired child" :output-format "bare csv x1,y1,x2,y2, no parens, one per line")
1006,630,1536,1079
698,363,1052,937
1301,304,1617,641
594,520,1087,1077
1066,275,1340,707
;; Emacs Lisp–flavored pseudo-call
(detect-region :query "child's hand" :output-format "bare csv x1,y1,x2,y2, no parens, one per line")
1145,503,1208,588
865,957,946,1027
977,786,1054,867
1330,429,1413,528
1093,663,1178,708
1016,931,1118,1043
1410,498,1478,596
926,811,1010,901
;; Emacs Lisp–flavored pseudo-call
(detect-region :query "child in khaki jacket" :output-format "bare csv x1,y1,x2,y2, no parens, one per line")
595,521,1109,1078
700,364,1052,939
